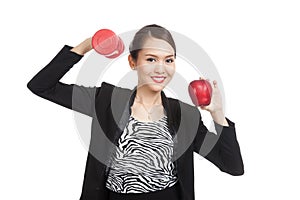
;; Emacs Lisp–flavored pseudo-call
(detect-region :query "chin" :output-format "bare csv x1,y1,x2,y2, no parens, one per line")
148,84,165,92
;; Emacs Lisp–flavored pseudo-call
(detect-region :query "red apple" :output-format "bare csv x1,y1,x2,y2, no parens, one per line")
188,79,213,106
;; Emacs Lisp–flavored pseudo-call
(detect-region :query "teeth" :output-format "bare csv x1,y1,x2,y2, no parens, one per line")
152,77,164,81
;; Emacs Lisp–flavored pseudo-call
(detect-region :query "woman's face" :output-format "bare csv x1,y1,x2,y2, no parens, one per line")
129,37,176,92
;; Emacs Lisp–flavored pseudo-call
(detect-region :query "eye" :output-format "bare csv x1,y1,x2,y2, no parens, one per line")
146,58,156,63
166,58,174,63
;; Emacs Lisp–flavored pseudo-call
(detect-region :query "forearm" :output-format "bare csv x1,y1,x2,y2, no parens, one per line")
70,38,93,55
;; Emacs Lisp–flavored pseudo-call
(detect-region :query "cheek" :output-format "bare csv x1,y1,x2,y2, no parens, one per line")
137,68,152,82
139,65,153,75
166,66,176,76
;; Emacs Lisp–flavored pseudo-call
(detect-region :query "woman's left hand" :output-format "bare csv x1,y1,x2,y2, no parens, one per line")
199,77,223,113
199,77,229,126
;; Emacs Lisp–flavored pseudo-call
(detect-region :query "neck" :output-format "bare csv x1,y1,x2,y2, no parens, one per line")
135,85,162,105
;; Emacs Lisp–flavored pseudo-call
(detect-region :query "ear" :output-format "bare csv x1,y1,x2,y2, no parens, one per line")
128,54,136,70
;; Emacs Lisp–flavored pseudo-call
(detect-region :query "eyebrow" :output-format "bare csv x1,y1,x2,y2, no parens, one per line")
144,53,174,58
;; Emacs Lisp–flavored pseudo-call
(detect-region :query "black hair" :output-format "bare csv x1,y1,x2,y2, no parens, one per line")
129,24,176,61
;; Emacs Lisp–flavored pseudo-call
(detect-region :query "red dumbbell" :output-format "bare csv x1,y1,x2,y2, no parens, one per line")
92,29,124,58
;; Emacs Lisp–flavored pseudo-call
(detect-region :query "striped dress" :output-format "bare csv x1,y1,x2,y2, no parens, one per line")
105,114,178,194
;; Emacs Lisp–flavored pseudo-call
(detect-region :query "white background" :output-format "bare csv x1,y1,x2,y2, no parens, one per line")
1,0,300,199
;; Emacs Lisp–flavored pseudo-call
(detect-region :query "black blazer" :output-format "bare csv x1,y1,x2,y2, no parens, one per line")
27,45,244,200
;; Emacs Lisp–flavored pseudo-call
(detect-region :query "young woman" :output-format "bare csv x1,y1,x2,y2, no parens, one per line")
27,24,244,200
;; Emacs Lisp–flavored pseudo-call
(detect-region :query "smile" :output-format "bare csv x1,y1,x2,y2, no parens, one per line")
151,76,166,83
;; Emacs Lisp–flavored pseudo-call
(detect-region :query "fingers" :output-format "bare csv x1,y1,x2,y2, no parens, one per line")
199,76,208,81
199,76,210,81
200,105,206,110
213,80,218,88
199,77,218,88
200,105,212,112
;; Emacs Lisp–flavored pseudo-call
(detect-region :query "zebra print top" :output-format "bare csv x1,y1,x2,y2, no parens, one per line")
105,114,179,193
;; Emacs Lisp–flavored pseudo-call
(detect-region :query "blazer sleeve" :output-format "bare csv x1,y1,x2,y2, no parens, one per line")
27,45,100,117
193,113,244,176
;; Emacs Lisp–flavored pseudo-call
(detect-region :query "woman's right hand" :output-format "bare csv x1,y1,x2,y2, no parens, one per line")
70,37,93,55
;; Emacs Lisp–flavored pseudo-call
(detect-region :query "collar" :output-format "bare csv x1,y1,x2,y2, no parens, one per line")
123,85,177,139
128,85,170,117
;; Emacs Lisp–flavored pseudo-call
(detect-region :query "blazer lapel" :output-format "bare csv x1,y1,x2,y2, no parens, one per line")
108,83,179,142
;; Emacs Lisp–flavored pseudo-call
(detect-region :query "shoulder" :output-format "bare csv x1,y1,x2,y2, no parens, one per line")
98,82,134,109
98,81,132,99
168,96,199,116
100,81,131,93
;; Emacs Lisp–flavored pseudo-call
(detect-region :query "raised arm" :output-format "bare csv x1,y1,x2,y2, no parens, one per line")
27,38,100,117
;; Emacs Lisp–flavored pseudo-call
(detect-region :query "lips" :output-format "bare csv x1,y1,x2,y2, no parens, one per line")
151,76,166,83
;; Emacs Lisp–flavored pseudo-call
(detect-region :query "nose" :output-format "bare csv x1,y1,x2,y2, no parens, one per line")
154,62,165,73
